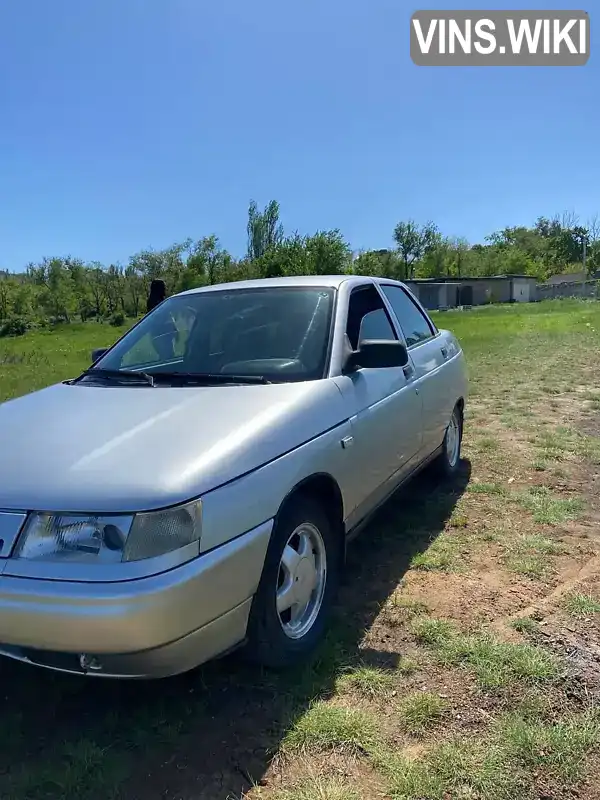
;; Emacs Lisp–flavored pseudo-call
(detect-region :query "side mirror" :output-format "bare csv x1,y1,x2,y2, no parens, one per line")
91,348,108,364
345,340,409,372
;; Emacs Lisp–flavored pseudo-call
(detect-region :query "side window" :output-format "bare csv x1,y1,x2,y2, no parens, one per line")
360,309,396,343
380,285,435,348
346,285,397,350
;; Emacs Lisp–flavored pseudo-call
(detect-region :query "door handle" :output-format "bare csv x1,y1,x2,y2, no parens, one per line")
403,364,414,379
440,346,448,359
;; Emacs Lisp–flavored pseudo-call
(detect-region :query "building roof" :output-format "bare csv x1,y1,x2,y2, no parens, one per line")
546,271,588,284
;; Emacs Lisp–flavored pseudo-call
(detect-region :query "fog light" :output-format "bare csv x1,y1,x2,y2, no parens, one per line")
79,653,103,672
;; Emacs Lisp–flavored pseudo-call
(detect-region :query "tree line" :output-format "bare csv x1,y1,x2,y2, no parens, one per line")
1,201,598,337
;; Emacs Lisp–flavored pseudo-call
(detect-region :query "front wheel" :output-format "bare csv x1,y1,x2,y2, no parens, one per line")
245,495,341,669
431,404,463,478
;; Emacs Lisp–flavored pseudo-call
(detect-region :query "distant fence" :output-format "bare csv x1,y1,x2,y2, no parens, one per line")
535,280,600,301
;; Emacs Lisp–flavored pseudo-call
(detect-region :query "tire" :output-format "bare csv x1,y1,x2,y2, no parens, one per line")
431,403,463,478
245,494,342,669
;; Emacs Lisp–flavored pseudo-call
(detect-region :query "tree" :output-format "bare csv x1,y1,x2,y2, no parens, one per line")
393,220,439,279
449,237,470,277
247,200,284,261
124,264,144,317
185,236,233,288
418,237,454,278
352,249,403,278
304,230,352,275
86,262,107,319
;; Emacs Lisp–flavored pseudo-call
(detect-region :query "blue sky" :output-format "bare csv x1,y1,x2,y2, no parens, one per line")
0,0,597,270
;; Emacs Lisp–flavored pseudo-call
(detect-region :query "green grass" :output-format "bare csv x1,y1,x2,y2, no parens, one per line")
448,511,468,529
272,779,362,800
498,710,600,783
503,533,567,579
337,657,419,696
517,486,584,525
385,739,519,800
474,436,500,453
533,426,600,467
397,658,419,676
0,322,128,403
283,704,380,755
338,666,396,698
384,710,600,800
5,738,129,800
387,596,430,616
505,554,549,579
510,617,540,635
410,535,463,572
562,593,600,617
467,482,507,496
411,617,456,646
398,692,449,734
411,618,559,688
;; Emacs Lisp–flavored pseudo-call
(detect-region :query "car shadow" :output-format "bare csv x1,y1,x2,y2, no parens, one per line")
0,459,471,800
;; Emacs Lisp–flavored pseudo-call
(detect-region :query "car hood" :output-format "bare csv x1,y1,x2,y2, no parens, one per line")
0,380,347,513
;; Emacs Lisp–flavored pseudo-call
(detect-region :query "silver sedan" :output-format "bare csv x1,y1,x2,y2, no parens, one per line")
0,275,468,678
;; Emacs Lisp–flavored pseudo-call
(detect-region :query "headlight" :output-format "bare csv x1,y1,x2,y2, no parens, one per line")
14,500,202,564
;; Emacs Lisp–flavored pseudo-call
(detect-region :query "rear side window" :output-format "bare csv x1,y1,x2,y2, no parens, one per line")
380,285,436,348
346,285,397,350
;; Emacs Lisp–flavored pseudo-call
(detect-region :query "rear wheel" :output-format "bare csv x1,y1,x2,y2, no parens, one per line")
432,404,463,478
245,495,342,668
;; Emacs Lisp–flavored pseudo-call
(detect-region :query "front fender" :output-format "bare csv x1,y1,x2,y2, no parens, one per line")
199,420,355,552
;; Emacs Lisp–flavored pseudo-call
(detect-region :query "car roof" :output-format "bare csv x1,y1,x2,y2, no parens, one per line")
177,275,406,297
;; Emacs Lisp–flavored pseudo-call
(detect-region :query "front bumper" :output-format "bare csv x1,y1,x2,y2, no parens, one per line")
0,520,272,678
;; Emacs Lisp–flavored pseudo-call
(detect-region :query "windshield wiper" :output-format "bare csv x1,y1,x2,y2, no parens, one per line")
146,371,271,386
73,368,155,386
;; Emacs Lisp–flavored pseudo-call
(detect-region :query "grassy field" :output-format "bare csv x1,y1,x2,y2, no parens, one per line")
1,300,600,800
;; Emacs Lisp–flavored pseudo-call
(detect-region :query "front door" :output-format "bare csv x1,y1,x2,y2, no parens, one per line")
334,284,423,526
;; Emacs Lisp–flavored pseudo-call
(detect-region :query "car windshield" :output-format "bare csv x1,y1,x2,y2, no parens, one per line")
93,286,336,383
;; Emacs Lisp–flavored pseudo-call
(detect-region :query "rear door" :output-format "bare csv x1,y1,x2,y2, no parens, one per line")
379,283,451,455
333,284,423,523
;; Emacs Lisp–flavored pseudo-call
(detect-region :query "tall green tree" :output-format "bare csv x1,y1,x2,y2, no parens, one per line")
393,220,439,279
247,200,284,261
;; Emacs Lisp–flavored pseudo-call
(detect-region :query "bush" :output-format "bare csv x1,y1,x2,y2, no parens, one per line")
109,311,126,327
0,316,33,337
